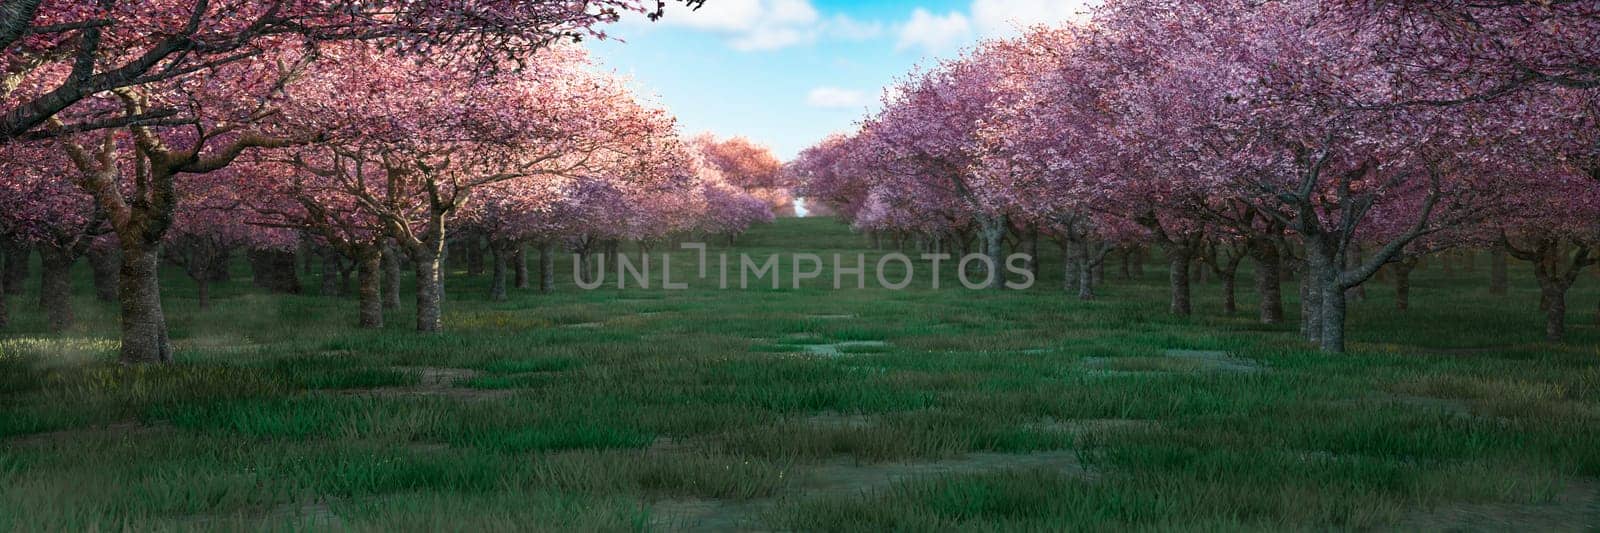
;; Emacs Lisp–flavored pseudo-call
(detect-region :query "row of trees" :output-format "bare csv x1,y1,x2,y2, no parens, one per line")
0,0,786,365
792,0,1600,352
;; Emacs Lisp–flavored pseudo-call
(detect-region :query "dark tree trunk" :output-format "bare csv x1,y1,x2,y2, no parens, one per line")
513,245,530,290
1302,254,1325,345
1219,272,1237,315
119,245,173,364
1393,258,1418,311
490,241,510,302
414,251,443,333
1168,247,1192,316
320,247,340,297
465,233,485,277
358,252,383,329
1024,228,1040,280
1346,244,1367,302
207,248,231,282
1489,243,1509,295
1131,247,1146,279
3,241,28,295
196,278,210,311
38,247,75,331
87,244,119,302
0,275,8,330
248,248,301,294
979,215,1007,290
1119,247,1134,280
1251,240,1284,324
539,241,556,294
382,245,401,311
1060,240,1079,293
1544,286,1567,342
300,236,315,276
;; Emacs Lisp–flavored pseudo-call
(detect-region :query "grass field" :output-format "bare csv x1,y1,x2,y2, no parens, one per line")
2,217,1598,531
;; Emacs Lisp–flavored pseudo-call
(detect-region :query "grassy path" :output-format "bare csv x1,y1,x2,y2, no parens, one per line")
2,218,1598,530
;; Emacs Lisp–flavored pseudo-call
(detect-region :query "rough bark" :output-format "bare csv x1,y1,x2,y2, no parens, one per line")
1250,240,1284,324
1059,239,1079,293
1168,247,1193,316
119,245,173,364
382,245,401,311
320,247,340,296
1544,287,1568,342
489,241,511,302
513,245,530,290
414,251,443,333
87,244,119,302
978,215,1007,290
1393,258,1418,311
357,253,383,329
1301,254,1324,344
539,241,556,294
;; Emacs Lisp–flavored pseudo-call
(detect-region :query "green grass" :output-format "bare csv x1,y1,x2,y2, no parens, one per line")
1,217,1597,531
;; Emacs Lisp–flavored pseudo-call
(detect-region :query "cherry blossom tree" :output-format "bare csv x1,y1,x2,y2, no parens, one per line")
0,140,104,330
0,0,704,141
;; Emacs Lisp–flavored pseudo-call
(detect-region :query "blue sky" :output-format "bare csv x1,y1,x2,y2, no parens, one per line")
585,0,1096,161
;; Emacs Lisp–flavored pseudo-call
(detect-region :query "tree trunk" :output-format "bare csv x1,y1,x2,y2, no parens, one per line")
414,251,443,333
1544,286,1566,342
196,278,211,311
382,245,402,311
320,248,340,296
539,241,556,294
979,215,1007,290
514,245,530,290
1393,258,1417,311
1168,247,1192,316
1319,274,1348,353
1251,240,1284,324
208,248,231,282
1219,272,1237,315
0,275,8,330
1302,254,1325,344
248,248,301,294
1346,244,1366,302
87,244,119,302
38,247,75,331
490,241,510,302
119,245,173,364
465,233,485,277
3,241,28,295
1077,255,1096,300
1025,229,1040,280
300,236,315,276
1304,236,1345,352
1489,243,1509,295
358,253,383,329
1060,240,1079,293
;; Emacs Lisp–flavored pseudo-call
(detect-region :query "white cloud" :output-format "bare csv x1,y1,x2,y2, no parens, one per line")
641,0,876,52
895,9,973,53
826,15,884,41
806,87,868,109
970,0,1097,37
